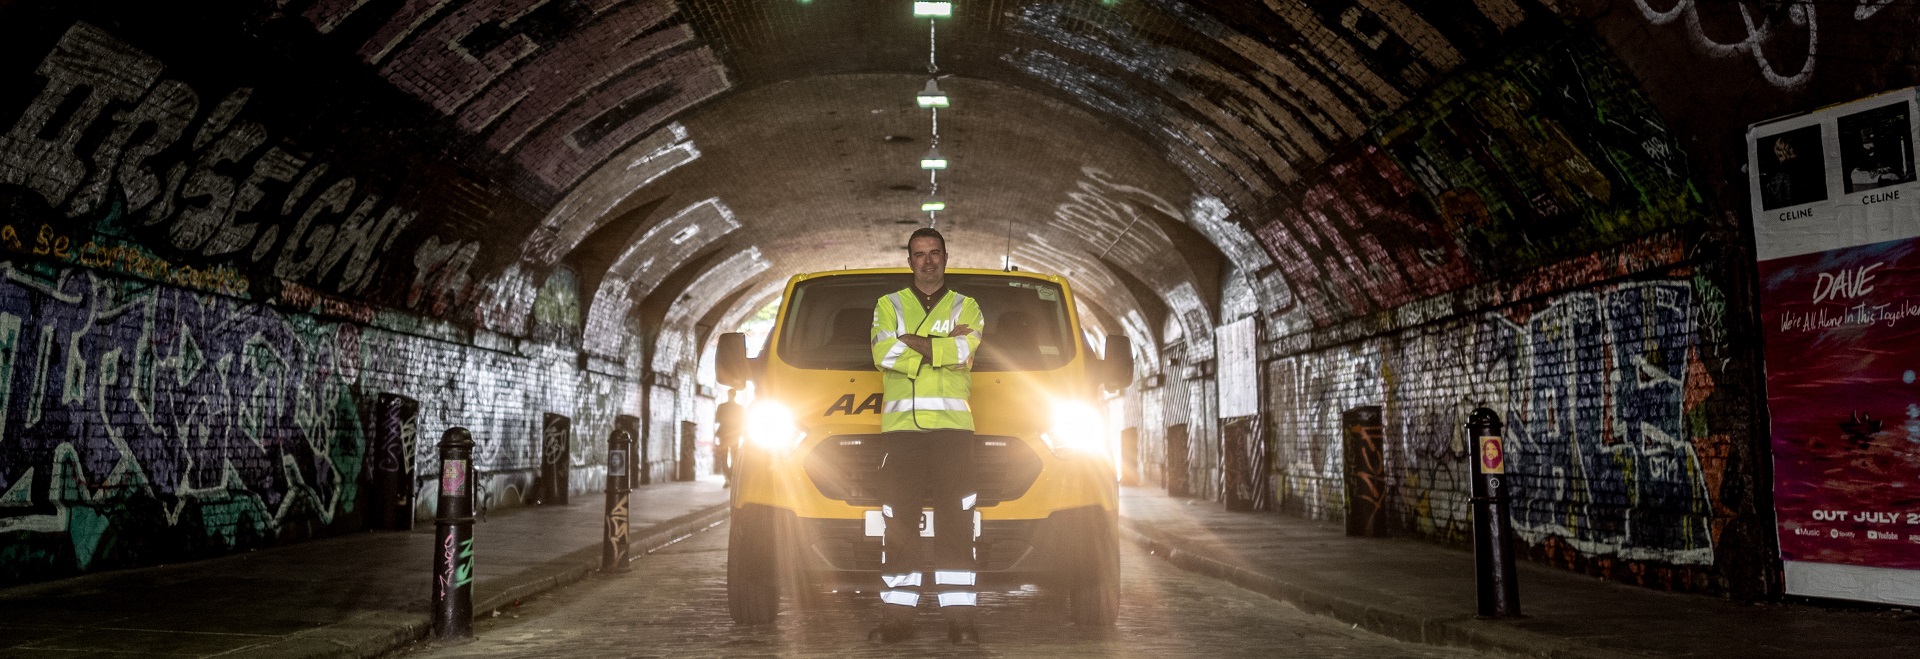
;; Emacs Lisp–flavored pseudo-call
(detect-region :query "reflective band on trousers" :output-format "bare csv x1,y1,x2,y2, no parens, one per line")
938,592,978,607
881,590,920,607
883,397,972,413
883,573,923,588
934,570,975,586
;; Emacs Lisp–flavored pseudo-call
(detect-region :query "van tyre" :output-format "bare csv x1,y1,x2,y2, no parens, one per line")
728,505,780,624
1069,513,1121,626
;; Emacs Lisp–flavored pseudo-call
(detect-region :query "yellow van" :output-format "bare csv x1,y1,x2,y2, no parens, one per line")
715,267,1132,626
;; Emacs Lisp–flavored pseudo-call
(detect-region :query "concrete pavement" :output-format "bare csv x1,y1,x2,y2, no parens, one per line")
0,481,730,658
1120,487,1919,659
5,481,1915,658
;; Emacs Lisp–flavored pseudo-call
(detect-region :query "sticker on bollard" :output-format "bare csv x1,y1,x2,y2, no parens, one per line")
441,460,468,496
1477,436,1505,474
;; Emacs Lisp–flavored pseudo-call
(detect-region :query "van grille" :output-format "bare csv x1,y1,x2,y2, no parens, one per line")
803,434,1042,506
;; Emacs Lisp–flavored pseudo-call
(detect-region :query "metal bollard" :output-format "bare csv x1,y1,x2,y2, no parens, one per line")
1467,408,1521,618
432,428,477,639
603,429,633,573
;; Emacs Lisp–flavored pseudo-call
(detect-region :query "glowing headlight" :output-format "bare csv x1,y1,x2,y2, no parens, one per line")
1042,401,1109,459
746,401,807,450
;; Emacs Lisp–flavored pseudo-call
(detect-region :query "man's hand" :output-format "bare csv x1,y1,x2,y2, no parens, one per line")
899,334,933,358
901,325,970,359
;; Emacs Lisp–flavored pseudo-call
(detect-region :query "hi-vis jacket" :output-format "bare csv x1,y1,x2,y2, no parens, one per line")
870,288,985,432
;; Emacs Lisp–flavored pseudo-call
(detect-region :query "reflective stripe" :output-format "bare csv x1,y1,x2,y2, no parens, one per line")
881,590,920,607
937,592,977,607
879,342,907,369
947,293,966,327
883,397,971,413
872,329,897,347
888,294,907,334
883,573,923,588
934,571,975,586
960,494,976,510
953,334,970,364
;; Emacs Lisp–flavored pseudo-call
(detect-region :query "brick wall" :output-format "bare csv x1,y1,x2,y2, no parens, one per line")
0,257,644,586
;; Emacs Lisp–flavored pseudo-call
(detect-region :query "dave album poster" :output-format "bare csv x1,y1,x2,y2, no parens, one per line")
1749,88,1920,606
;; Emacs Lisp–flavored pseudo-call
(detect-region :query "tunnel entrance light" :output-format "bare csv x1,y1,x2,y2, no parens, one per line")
914,2,953,18
917,79,949,108
920,146,947,170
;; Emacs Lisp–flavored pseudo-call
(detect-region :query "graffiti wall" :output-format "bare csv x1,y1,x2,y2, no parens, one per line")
0,258,640,585
1267,274,1743,589
1237,28,1767,594
1254,32,1702,328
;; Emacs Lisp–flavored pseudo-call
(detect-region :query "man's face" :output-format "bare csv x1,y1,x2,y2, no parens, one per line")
907,236,947,285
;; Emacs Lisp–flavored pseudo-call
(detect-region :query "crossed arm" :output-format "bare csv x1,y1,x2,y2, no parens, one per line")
871,298,984,378
895,325,972,359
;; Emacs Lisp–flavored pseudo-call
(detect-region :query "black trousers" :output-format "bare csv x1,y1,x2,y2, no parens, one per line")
874,429,978,612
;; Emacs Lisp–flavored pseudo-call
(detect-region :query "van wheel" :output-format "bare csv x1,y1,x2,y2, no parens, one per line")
1069,515,1121,626
775,511,820,609
728,506,780,624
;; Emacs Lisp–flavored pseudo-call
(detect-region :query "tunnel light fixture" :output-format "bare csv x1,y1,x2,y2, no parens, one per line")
921,196,947,212
914,2,953,18
916,79,949,108
920,146,948,170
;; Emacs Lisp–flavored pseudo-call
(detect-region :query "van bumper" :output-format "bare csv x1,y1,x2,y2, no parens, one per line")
756,503,1115,591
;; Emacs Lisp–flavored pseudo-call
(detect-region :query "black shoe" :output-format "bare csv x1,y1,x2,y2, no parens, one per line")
948,621,980,645
869,620,915,643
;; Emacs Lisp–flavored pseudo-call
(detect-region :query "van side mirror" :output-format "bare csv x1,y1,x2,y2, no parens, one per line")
717,332,749,389
1102,335,1134,391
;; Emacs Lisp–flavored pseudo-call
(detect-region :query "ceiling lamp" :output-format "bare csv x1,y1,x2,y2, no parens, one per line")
920,146,948,170
921,196,947,212
916,79,949,108
914,2,953,18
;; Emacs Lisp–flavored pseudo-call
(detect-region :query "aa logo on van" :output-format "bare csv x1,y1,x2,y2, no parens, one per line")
824,393,884,416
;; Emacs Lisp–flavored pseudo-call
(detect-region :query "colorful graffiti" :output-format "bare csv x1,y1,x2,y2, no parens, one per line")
1270,279,1725,566
1375,33,1702,275
1253,34,1701,328
0,261,364,580
0,257,640,585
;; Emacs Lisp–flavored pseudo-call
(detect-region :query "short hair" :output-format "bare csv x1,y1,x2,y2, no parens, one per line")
907,227,946,252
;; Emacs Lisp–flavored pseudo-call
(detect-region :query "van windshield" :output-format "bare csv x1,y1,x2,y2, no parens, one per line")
777,273,1076,372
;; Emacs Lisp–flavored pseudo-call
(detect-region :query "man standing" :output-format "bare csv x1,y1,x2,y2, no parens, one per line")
867,227,985,645
713,389,743,488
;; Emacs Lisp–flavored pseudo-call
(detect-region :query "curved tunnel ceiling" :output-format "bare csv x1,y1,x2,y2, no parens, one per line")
3,0,1794,370
629,73,1207,363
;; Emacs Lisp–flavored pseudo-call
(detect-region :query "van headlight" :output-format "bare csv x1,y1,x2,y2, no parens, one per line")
746,401,807,450
1041,401,1109,459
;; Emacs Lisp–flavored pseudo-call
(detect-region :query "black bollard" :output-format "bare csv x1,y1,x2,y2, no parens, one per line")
603,429,633,573
1467,408,1522,618
432,428,477,639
